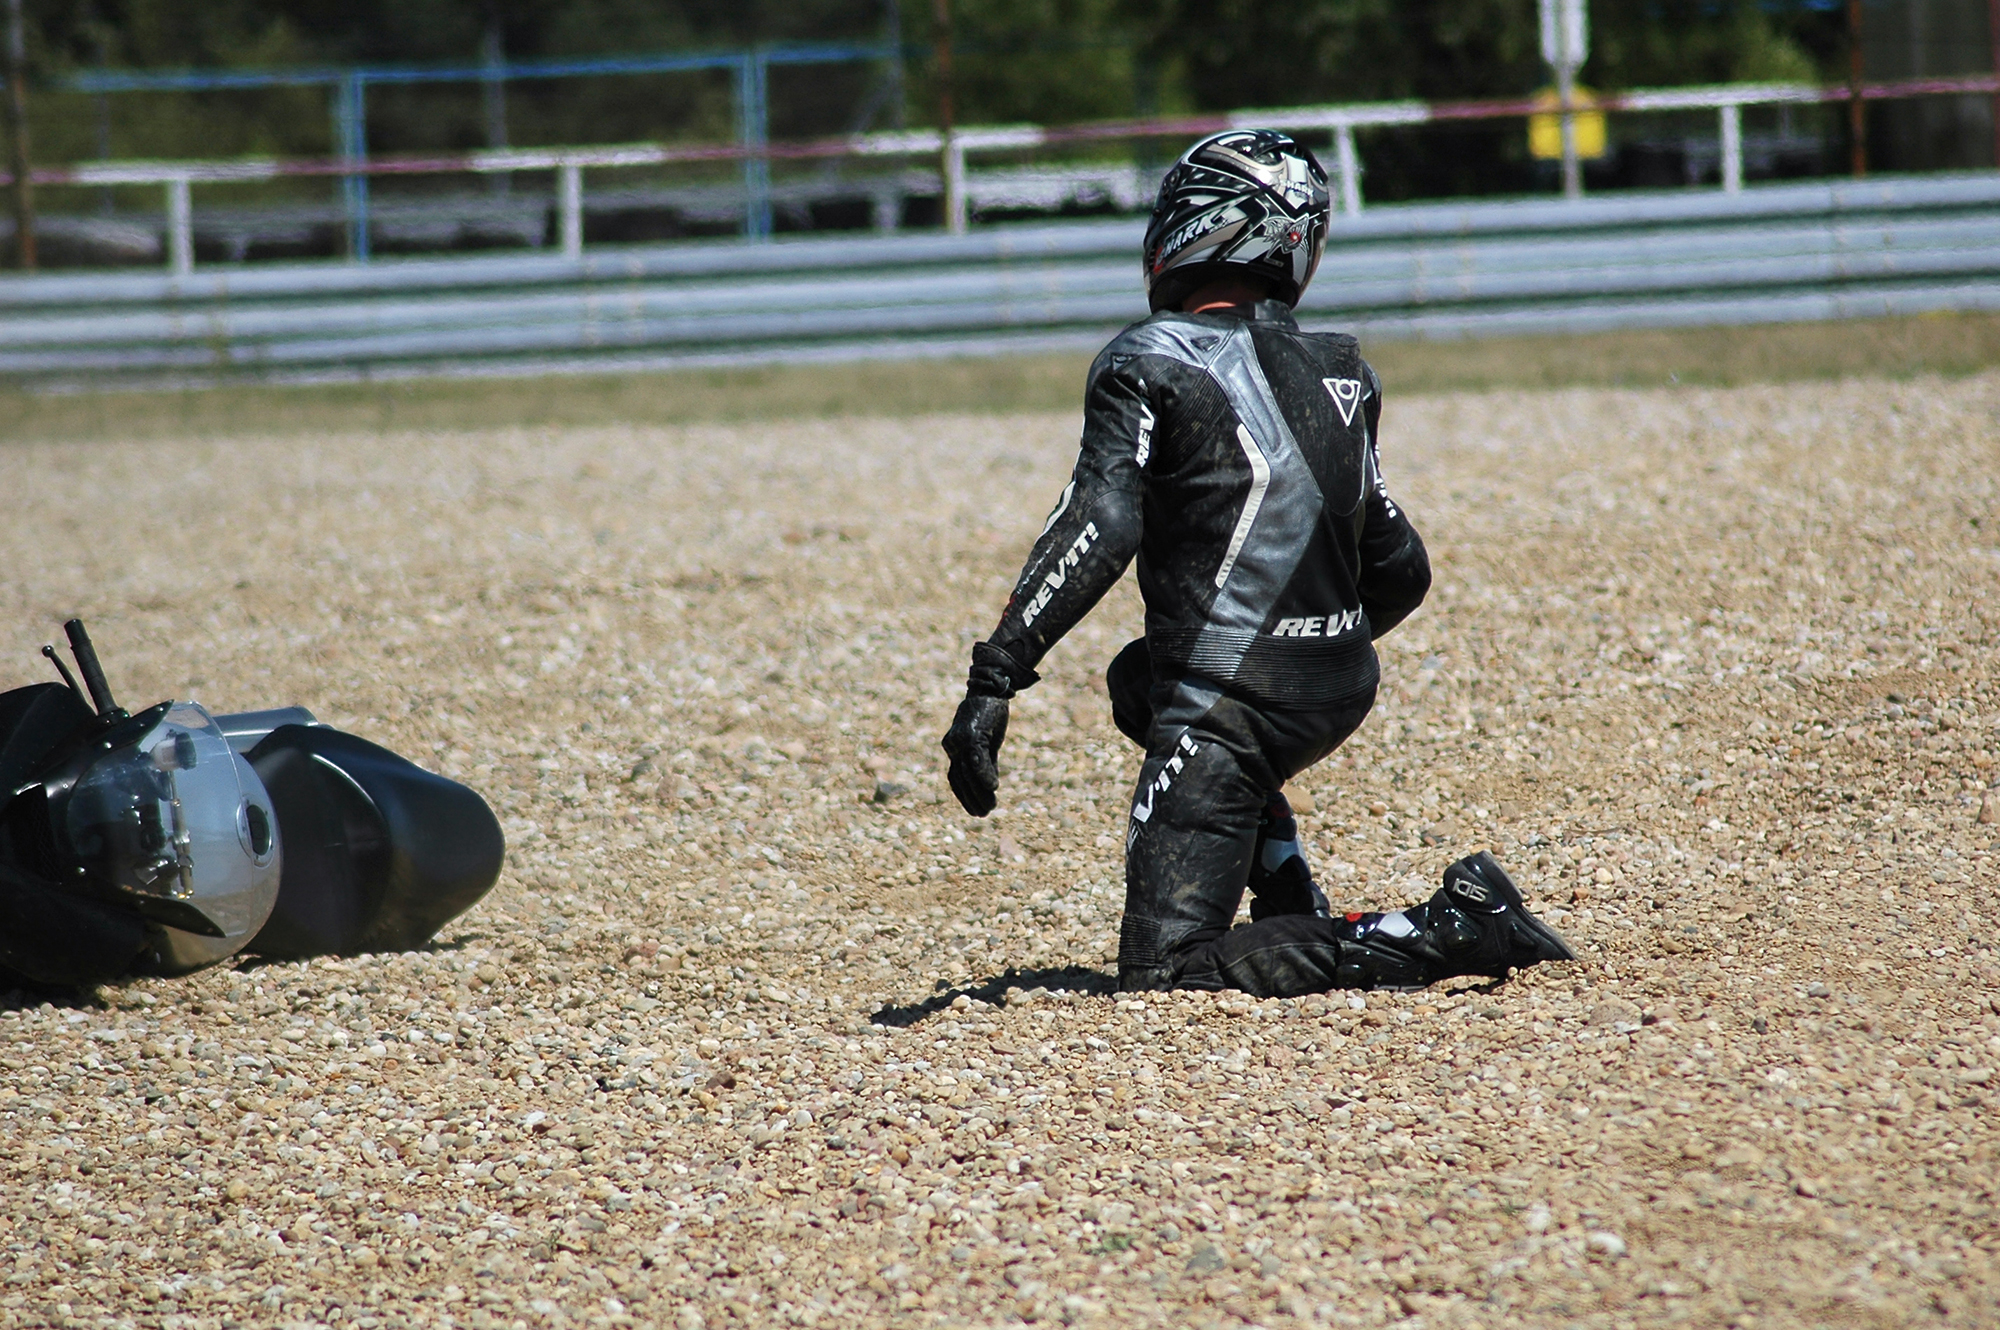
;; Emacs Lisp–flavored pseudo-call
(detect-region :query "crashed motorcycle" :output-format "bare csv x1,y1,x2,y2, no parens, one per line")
0,621,504,988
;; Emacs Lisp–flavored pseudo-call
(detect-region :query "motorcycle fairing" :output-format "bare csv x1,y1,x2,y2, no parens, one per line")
246,725,504,959
0,683,149,985
0,682,94,798
0,859,149,988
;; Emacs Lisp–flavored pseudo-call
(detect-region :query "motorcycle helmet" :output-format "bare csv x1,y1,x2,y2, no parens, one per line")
1141,129,1330,313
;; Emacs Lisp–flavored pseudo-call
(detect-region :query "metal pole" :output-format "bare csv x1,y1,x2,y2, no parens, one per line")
337,72,371,261
482,19,509,198
943,134,967,233
1848,0,1867,177
736,55,771,243
1556,33,1582,199
1989,0,1999,169
4,0,34,271
1333,121,1361,216
933,0,963,233
96,91,113,213
558,162,582,260
885,0,906,130
94,39,114,216
166,177,192,277
1720,102,1743,193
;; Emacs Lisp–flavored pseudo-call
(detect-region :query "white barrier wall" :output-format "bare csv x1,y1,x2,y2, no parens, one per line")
3,175,1998,389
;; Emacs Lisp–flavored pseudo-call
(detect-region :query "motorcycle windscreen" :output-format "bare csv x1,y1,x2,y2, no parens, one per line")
245,726,504,959
63,702,281,977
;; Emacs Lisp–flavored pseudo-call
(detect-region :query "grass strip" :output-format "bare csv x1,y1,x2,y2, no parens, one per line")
5,311,1998,444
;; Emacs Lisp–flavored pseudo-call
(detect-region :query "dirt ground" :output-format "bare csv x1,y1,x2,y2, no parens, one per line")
0,368,1995,1330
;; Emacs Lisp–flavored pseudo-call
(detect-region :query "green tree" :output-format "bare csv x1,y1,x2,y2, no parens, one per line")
1128,0,1538,110
905,0,1146,128
1129,0,1838,110
1588,1,1830,88
20,0,1852,198
1125,0,1841,201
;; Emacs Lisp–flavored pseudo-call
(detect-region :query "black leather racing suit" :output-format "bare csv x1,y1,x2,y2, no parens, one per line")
984,299,1431,996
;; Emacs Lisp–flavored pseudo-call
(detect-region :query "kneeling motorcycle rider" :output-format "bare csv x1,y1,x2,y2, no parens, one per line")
941,130,1574,997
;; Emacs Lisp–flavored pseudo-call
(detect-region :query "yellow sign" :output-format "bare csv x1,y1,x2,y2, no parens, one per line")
1528,85,1607,160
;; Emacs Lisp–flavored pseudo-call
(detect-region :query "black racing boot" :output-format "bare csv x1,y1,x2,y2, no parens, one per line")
1247,791,1330,922
1330,851,1576,989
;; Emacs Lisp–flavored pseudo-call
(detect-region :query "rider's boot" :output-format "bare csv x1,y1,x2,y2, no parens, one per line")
1330,851,1577,989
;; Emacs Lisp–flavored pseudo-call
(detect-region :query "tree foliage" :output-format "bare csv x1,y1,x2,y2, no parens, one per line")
19,0,1849,191
1128,0,1839,109
1113,0,1843,200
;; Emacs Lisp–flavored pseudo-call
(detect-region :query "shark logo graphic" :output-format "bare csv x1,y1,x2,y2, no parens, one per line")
1323,377,1363,428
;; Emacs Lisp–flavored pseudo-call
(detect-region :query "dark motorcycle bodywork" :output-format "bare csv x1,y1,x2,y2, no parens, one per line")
244,724,504,959
0,677,504,988
0,683,151,985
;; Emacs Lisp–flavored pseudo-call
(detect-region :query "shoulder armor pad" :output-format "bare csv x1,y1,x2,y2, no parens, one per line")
1100,314,1233,369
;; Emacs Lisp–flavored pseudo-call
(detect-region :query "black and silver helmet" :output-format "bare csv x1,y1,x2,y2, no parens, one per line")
1141,129,1330,313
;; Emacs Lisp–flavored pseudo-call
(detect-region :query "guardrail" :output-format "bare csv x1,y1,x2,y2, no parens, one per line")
5,172,1998,389
8,73,1998,275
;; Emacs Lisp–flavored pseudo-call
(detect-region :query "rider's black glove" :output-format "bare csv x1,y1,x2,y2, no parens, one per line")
943,695,1008,817
941,643,1038,818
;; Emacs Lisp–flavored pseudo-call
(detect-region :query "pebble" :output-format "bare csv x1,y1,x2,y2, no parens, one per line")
1589,997,1642,1026
0,374,1995,1328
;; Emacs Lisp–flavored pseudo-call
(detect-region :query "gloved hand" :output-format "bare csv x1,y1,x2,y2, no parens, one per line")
942,694,1009,817
940,642,1038,818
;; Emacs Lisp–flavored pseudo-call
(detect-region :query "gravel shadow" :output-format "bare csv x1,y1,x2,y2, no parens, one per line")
0,979,105,1011
870,969,1519,1026
870,964,1118,1027
229,931,489,974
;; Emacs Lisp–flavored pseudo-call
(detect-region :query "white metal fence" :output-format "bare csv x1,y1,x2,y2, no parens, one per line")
10,73,1998,277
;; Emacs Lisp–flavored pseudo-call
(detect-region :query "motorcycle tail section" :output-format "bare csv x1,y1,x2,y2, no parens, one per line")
245,725,504,960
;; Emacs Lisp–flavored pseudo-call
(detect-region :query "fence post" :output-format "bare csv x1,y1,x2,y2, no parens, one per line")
559,162,583,260
335,71,370,262
1555,63,1582,200
166,176,192,277
933,0,963,234
943,131,967,234
1333,121,1361,217
1719,103,1743,194
883,0,907,129
736,54,772,243
1847,0,1867,177
481,20,510,199
1991,0,2000,171
4,0,34,271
